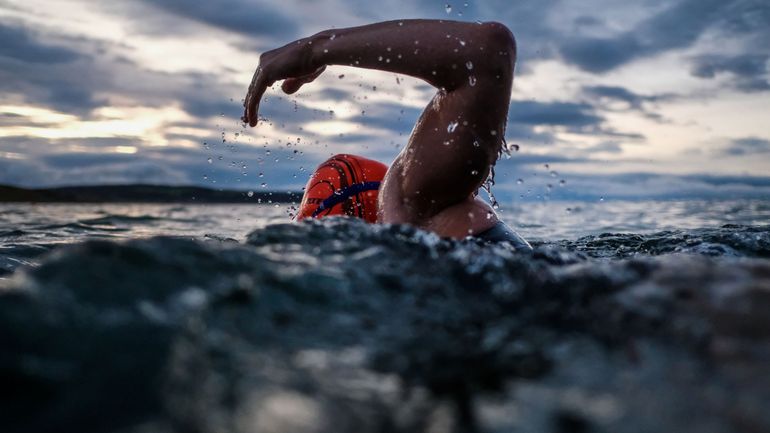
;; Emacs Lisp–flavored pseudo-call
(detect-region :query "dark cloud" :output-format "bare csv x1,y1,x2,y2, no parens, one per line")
0,22,251,121
139,0,298,39
509,100,603,128
491,170,770,202
42,152,141,168
559,0,770,73
582,85,677,123
0,22,81,64
691,54,770,91
560,35,642,73
583,85,666,109
505,100,645,144
722,137,770,156
0,23,111,114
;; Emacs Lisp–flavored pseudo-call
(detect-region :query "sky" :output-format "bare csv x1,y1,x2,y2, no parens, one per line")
1,0,769,202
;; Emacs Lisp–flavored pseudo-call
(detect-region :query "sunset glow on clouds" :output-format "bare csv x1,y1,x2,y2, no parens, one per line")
1,0,769,200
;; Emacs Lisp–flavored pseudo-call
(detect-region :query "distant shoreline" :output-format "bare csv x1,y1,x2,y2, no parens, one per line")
0,184,303,204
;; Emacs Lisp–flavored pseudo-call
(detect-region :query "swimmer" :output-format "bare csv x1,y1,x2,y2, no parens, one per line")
243,19,531,250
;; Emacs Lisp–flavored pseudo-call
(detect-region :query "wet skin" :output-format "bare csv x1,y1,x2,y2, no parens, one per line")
244,19,516,238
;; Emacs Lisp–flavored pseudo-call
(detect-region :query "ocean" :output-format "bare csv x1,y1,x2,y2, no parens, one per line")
1,199,769,432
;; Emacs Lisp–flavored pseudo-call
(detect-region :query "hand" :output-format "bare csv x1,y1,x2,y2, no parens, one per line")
243,42,326,127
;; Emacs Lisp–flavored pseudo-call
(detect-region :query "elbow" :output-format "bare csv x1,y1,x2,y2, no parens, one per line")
479,21,517,67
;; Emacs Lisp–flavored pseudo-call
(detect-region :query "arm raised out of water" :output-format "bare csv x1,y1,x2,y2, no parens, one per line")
243,19,515,127
244,19,517,238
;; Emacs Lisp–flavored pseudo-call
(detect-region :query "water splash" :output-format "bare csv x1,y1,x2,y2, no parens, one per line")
481,165,499,209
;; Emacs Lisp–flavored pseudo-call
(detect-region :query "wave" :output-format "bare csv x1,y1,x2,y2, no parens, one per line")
78,214,166,226
553,224,770,259
0,218,768,432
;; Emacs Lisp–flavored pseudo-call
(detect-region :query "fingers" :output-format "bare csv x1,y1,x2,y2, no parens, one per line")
244,65,326,127
243,67,271,127
281,66,326,95
281,78,304,95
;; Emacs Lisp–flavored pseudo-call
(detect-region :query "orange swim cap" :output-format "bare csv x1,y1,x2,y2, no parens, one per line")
295,154,387,223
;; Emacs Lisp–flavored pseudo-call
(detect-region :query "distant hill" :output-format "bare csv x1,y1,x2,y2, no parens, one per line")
0,184,303,204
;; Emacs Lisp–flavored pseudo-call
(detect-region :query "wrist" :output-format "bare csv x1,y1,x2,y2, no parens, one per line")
307,30,334,69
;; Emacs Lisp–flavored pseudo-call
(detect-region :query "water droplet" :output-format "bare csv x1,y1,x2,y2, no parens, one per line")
447,121,458,133
432,70,437,75
330,34,336,40
378,56,383,61
465,61,473,70
247,191,254,197
510,143,520,152
459,40,466,46
445,4,452,13
207,157,212,164
599,196,605,202
550,170,558,177
261,182,267,188
516,178,523,184
258,172,264,177
471,170,479,175
559,179,566,186
473,140,480,147
544,164,550,169
469,75,476,86
490,130,497,136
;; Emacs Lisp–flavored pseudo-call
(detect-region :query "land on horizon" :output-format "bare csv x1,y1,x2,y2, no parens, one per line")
0,184,302,204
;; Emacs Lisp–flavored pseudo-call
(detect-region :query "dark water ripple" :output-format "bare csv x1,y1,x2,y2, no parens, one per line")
552,224,770,259
1,217,769,433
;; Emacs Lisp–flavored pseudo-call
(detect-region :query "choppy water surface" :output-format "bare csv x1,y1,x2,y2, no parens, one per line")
1,200,769,433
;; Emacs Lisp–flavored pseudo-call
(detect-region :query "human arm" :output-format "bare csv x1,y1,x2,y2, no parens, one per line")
243,19,516,126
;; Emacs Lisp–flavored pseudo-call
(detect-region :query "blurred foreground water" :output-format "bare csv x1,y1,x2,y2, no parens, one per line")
1,200,769,432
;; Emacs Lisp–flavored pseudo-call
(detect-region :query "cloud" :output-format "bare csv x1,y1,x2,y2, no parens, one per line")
558,0,770,73
504,99,645,146
509,100,602,128
721,137,770,156
582,85,676,123
0,22,81,64
582,85,673,109
346,102,423,135
586,141,624,154
138,0,298,39
559,35,642,74
491,170,770,202
0,23,115,114
691,54,770,92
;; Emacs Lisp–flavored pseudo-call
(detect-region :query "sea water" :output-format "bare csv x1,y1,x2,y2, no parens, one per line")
1,199,769,432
